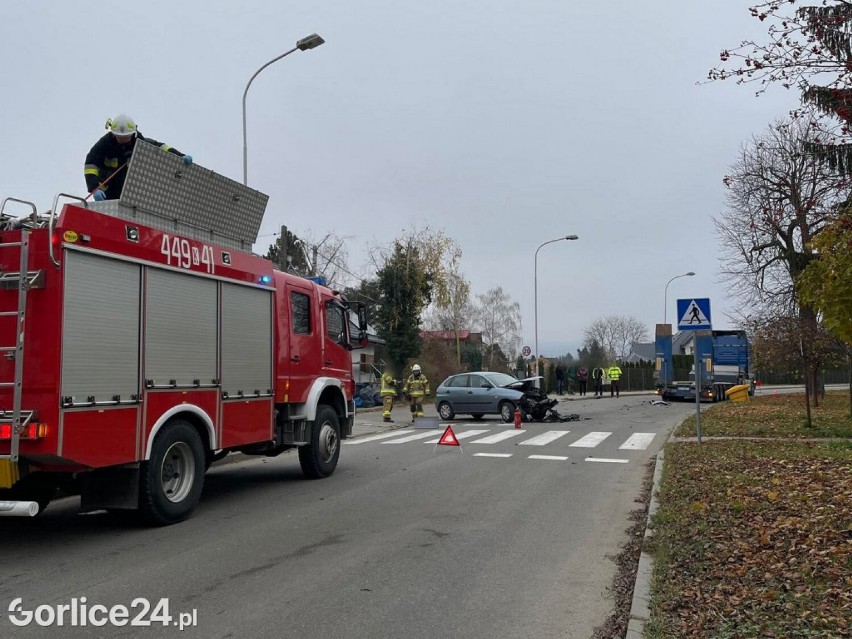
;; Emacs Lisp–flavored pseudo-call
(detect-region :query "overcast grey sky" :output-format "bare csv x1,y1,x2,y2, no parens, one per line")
1,1,798,357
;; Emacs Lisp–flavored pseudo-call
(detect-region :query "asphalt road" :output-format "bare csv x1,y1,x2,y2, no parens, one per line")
0,394,696,638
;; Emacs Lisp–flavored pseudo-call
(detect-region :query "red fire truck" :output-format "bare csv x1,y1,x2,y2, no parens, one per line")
0,141,367,524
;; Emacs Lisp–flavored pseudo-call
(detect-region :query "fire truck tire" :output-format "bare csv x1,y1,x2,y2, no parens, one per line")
499,401,516,423
298,405,340,479
140,419,205,525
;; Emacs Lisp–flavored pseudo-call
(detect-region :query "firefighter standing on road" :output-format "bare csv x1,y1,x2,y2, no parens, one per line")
380,371,398,423
84,113,192,201
608,363,623,398
403,364,430,423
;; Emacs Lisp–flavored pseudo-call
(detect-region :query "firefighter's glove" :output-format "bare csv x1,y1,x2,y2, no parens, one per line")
93,189,106,201
183,154,193,165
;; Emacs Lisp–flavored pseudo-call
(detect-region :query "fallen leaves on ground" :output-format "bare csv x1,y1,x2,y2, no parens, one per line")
674,391,852,438
648,441,851,638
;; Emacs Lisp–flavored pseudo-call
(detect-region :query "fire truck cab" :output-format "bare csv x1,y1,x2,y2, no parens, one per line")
0,140,366,524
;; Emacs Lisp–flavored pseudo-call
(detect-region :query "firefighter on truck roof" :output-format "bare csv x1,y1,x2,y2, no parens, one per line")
84,113,193,201
402,364,430,423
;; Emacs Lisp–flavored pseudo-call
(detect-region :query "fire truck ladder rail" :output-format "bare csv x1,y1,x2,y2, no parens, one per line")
0,229,35,463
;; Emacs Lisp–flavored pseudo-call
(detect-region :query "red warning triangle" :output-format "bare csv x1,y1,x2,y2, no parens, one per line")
437,425,460,447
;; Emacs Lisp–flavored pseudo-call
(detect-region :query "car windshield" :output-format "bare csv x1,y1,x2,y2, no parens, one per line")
482,372,519,387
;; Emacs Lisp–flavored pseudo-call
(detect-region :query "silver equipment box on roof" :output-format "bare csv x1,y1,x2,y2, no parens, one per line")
87,140,269,252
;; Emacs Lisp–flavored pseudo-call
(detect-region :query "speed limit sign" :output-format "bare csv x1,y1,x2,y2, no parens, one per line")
522,346,531,357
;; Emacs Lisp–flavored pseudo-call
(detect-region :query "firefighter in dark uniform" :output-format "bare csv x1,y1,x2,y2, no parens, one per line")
84,113,192,201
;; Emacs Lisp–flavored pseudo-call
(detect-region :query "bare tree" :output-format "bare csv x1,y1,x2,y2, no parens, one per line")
583,315,648,360
474,287,522,370
715,116,850,411
423,272,474,365
584,318,617,360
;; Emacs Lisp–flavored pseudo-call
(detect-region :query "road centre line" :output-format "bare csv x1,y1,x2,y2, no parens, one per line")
473,453,513,458
585,458,629,464
569,432,612,448
528,455,569,461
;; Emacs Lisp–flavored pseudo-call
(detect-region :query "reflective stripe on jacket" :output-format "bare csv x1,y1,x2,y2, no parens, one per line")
380,374,397,396
403,375,430,397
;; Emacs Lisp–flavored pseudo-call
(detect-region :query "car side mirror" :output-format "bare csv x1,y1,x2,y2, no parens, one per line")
481,383,492,389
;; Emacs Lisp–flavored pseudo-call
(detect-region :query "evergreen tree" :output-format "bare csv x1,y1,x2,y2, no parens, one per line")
374,240,433,374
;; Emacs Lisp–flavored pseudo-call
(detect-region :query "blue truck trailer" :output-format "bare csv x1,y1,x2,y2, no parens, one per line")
655,326,755,402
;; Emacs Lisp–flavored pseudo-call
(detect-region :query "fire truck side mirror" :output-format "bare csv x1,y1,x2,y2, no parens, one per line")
357,303,368,333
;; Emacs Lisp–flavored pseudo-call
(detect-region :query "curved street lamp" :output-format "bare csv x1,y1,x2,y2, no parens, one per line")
663,271,695,325
534,235,579,385
242,33,325,185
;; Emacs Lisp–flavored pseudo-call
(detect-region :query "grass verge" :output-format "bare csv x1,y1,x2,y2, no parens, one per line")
673,391,852,439
646,439,851,638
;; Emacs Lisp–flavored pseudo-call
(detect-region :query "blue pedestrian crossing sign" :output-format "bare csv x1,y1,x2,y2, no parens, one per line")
677,298,712,331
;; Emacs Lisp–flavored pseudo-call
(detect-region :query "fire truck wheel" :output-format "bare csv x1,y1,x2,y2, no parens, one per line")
499,401,516,423
140,419,205,525
298,405,340,479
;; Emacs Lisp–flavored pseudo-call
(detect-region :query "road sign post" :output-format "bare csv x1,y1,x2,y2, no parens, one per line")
677,298,712,444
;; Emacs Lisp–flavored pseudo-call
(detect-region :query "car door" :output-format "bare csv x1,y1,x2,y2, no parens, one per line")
441,374,471,413
466,374,494,414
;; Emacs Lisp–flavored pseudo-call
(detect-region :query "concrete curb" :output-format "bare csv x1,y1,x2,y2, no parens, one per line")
625,447,665,638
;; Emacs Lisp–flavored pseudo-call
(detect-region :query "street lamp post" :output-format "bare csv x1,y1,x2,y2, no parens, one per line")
660,271,695,391
242,33,325,186
663,271,695,325
534,235,579,386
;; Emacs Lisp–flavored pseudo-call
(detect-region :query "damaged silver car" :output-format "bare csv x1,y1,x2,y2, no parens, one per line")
434,372,577,422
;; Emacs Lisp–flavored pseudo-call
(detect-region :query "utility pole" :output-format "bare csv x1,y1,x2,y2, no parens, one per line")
280,224,288,271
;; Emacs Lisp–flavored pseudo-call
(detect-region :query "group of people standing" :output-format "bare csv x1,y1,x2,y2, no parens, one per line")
554,363,623,398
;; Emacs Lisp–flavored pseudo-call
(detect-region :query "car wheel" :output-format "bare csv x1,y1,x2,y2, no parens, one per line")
438,402,455,420
499,401,516,423
471,414,484,420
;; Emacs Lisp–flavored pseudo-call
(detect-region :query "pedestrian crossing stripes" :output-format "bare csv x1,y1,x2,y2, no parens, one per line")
468,430,527,444
345,428,657,464
423,429,489,444
519,431,570,446
619,433,656,450
569,432,611,448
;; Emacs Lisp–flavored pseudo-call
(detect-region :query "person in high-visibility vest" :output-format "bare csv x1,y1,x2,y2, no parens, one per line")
608,363,623,398
402,364,430,422
380,371,397,423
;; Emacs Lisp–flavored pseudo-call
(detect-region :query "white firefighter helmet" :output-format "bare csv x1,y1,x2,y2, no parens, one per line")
107,113,137,137
412,364,422,373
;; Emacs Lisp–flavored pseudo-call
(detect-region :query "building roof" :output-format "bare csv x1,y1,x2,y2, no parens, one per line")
625,341,655,363
421,330,482,342
672,331,694,354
